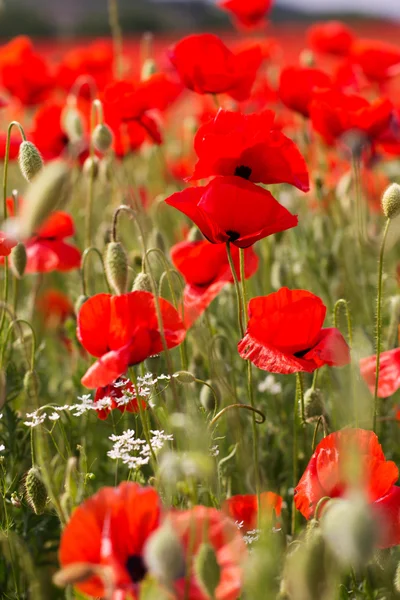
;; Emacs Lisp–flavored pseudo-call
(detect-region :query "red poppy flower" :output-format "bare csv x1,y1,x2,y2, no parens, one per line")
171,239,259,327
59,482,161,598
57,41,114,96
295,428,400,548
351,39,400,82
165,176,298,249
278,66,332,118
359,348,400,398
0,231,17,257
309,88,393,146
0,133,20,160
138,72,183,112
169,506,247,600
94,377,147,420
30,102,77,161
0,36,53,106
37,289,74,327
307,21,355,57
238,288,350,374
24,211,81,274
190,109,309,192
77,291,186,388
168,34,263,102
223,492,283,532
218,0,273,28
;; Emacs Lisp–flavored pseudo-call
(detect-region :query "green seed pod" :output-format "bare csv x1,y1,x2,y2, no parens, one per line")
144,522,186,584
105,242,128,295
24,370,40,399
82,156,99,180
9,242,27,279
304,388,325,422
200,380,219,412
25,467,47,515
61,106,84,143
194,543,221,599
132,272,152,293
174,371,196,384
382,183,400,219
141,58,157,81
92,123,113,153
188,226,204,242
75,294,89,315
18,141,43,182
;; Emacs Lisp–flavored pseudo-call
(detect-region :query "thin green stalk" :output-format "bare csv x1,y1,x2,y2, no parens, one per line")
85,101,103,248
373,218,391,432
108,0,124,79
239,248,248,328
291,376,300,536
226,242,244,337
130,369,157,465
297,372,305,425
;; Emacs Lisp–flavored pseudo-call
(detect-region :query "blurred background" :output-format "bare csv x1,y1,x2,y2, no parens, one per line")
0,0,399,38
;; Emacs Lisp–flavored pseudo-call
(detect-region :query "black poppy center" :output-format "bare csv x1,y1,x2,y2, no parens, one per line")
226,230,240,242
293,347,312,359
234,165,252,180
126,554,147,583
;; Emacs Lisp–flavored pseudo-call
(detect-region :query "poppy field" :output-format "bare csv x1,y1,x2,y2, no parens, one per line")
1,0,400,597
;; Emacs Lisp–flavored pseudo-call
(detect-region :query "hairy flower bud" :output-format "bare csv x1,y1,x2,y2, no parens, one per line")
83,156,99,180
144,522,186,584
9,242,27,279
105,242,128,295
132,272,152,293
61,106,84,143
18,141,43,182
92,123,113,153
25,467,47,515
173,371,196,384
200,380,219,412
304,388,325,422
381,183,400,219
194,543,221,598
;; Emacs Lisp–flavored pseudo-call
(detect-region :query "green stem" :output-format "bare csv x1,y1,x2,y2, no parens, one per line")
333,298,353,347
80,246,110,295
226,242,244,337
130,368,157,465
108,0,124,79
373,218,391,432
297,372,305,425
239,248,248,328
291,376,300,536
84,102,102,248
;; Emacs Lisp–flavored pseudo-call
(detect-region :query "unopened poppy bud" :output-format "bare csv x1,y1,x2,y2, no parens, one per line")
144,522,186,584
300,48,315,67
75,294,89,315
173,371,196,384
53,563,98,588
25,467,47,515
304,388,325,421
20,160,71,238
132,272,152,292
200,380,219,412
381,183,400,219
92,123,113,153
141,58,157,81
0,369,6,410
83,156,100,179
18,141,43,182
9,242,27,279
105,242,128,295
62,106,84,143
194,543,221,598
188,226,204,242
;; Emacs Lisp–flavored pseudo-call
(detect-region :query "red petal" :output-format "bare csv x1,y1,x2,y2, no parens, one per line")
360,348,400,398
77,294,112,357
36,211,75,239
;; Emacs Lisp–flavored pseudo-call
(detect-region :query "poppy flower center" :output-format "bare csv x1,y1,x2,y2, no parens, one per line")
226,230,240,242
234,165,252,180
293,347,312,358
126,554,147,583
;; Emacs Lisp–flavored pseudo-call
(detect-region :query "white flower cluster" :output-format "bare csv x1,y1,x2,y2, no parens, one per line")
258,374,282,395
107,429,173,470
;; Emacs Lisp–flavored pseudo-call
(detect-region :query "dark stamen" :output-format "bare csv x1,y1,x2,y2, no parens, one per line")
293,348,312,359
234,165,252,180
226,230,240,242
126,554,147,583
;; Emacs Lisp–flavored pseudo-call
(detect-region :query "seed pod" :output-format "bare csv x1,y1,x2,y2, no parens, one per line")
24,370,40,399
141,58,157,81
144,522,186,584
304,388,325,422
61,106,84,143
75,294,89,315
194,543,221,599
20,160,71,239
105,242,128,295
82,155,99,180
9,242,27,279
132,272,152,293
18,141,43,182
381,183,400,219
174,371,196,384
92,123,113,153
25,467,47,515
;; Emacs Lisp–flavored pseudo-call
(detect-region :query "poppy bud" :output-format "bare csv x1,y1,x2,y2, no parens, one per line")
9,242,27,279
141,58,157,81
188,226,204,242
300,49,315,67
194,543,221,599
20,160,71,239
173,371,196,384
304,388,325,422
53,563,99,588
92,123,113,153
61,106,84,143
200,379,219,412
75,294,89,315
132,272,152,292
25,467,47,515
83,156,100,180
105,242,128,295
18,141,43,182
0,369,6,411
24,370,40,399
144,522,186,584
381,183,400,219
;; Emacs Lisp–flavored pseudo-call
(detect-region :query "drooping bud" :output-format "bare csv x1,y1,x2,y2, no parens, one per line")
18,141,43,182
200,380,219,412
194,543,221,599
141,58,157,81
381,183,400,219
25,467,48,515
82,156,99,180
144,522,186,584
173,371,196,384
61,106,84,143
304,388,325,422
75,294,89,315
132,272,152,292
105,242,128,295
9,242,27,279
24,370,40,399
92,123,113,153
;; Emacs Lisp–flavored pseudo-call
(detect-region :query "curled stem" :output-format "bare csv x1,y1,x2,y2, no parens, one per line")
209,403,265,427
80,246,110,295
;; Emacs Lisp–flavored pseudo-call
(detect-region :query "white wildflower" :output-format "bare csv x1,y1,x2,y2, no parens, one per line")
24,410,46,427
107,429,173,469
210,445,219,457
48,413,61,421
258,374,282,395
243,529,261,546
0,444,4,452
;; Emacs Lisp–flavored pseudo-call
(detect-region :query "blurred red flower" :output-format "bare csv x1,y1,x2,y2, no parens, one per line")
77,291,186,388
0,231,17,257
170,505,247,600
31,102,76,160
307,21,355,57
56,40,114,96
238,287,350,373
138,72,183,112
169,34,263,101
359,348,400,398
59,482,161,598
25,211,81,274
295,428,400,548
223,492,282,532
279,66,331,118
165,176,298,248
94,377,147,420
37,289,74,327
218,0,273,28
0,36,53,106
351,39,400,82
171,239,259,327
190,109,309,191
